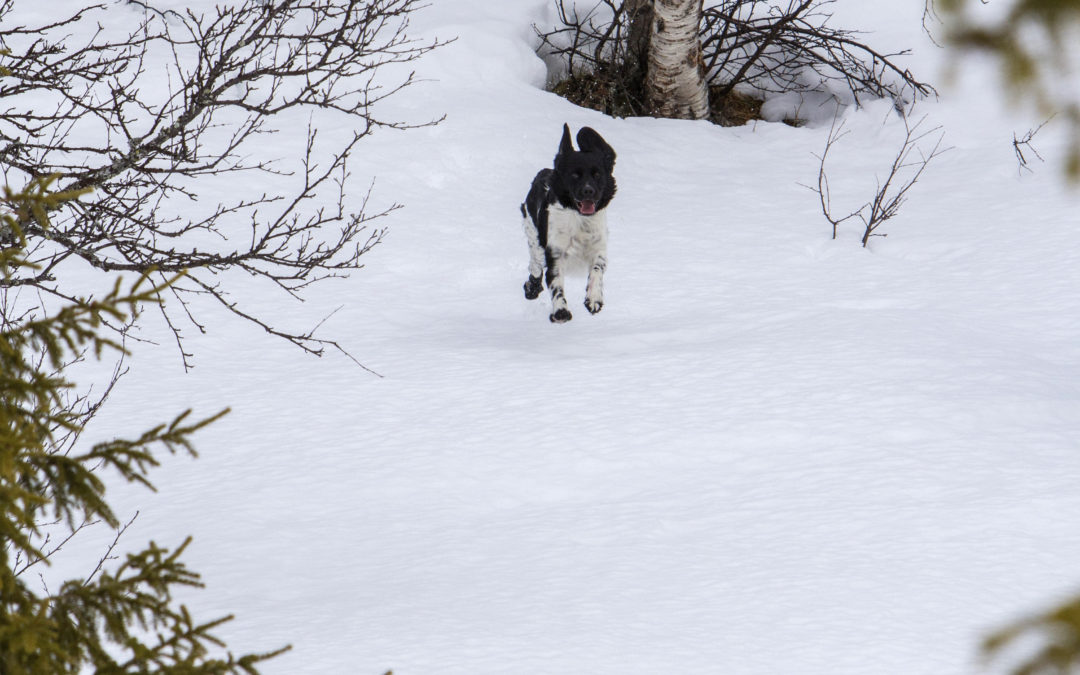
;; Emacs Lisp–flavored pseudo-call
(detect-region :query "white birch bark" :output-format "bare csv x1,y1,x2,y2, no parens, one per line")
646,0,710,120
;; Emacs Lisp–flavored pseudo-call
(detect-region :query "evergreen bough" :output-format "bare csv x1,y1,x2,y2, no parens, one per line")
1,176,288,673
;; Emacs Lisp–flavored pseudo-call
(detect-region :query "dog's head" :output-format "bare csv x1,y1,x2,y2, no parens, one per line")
552,124,616,216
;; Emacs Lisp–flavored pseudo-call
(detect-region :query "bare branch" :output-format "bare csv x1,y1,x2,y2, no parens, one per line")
1014,116,1053,176
809,111,948,246
536,0,934,124
84,511,139,586
0,0,447,367
802,116,862,239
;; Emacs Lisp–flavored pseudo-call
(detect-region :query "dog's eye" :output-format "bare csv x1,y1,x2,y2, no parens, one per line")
571,171,582,179
592,169,601,179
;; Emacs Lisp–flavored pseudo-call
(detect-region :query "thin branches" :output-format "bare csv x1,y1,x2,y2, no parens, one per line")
0,0,445,369
1,140,286,675
811,116,861,240
939,0,1080,180
702,0,935,109
536,0,934,123
1014,116,1053,176
810,113,948,247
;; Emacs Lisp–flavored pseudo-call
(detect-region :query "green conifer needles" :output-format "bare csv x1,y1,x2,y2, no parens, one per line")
1,179,288,672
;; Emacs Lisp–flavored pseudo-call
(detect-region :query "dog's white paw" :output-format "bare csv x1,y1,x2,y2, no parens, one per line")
585,298,603,315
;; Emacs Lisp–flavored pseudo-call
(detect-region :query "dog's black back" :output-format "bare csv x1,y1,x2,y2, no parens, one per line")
522,124,617,249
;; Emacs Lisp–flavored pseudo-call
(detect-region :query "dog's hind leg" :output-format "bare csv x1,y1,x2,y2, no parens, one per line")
521,208,544,300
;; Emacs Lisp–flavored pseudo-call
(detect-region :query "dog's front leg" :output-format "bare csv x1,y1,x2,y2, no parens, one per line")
584,250,606,315
584,216,607,315
545,246,572,323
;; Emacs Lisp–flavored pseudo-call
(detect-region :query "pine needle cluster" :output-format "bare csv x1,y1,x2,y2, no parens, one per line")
1,176,288,673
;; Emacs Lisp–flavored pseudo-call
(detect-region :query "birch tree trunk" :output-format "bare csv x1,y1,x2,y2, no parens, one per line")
646,0,710,120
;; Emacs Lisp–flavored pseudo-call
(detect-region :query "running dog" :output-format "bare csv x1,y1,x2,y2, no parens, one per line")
521,124,617,323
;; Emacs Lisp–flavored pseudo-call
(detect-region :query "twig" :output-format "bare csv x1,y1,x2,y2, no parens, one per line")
808,111,948,246
85,511,139,585
1014,116,1054,175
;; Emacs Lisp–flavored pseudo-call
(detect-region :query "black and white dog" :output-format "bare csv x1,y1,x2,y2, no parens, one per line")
521,124,617,323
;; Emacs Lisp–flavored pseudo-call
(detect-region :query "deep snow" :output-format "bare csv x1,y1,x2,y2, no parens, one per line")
22,1,1080,673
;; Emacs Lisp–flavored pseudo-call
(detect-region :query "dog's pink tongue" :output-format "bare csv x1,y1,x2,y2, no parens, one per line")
578,200,596,215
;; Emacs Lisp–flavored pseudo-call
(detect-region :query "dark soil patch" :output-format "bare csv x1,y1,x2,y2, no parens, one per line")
708,86,764,127
551,67,645,120
549,67,781,127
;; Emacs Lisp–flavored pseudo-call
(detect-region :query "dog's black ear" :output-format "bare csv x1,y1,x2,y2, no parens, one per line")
555,123,574,165
577,126,616,173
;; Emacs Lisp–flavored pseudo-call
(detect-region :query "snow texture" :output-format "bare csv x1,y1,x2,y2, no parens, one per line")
23,1,1080,674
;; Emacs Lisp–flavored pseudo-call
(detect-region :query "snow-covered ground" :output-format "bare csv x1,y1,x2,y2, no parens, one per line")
36,0,1080,673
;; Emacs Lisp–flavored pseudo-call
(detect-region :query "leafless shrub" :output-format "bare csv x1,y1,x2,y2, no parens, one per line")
537,0,651,116
703,0,935,109
811,112,947,246
536,0,934,123
0,0,445,369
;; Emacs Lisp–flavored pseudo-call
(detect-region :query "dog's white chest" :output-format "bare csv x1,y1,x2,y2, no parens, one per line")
547,203,607,261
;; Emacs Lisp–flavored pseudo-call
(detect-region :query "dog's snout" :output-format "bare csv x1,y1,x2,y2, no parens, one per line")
580,183,596,198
